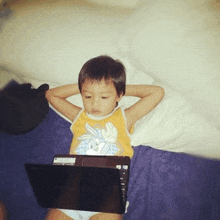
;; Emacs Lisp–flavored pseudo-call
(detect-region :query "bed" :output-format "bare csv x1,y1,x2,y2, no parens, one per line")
1,104,220,220
1,0,220,219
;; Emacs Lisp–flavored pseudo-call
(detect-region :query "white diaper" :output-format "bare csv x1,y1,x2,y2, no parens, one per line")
59,209,99,220
59,201,129,219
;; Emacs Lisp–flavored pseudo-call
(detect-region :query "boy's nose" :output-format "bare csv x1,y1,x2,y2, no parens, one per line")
92,98,99,107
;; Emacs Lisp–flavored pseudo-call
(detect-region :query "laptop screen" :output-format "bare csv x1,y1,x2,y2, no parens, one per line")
25,163,125,214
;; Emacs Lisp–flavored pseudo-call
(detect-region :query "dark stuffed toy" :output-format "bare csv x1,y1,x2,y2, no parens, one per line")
0,81,49,135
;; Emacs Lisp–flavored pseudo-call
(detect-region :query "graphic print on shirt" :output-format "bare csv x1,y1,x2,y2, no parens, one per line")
75,122,123,155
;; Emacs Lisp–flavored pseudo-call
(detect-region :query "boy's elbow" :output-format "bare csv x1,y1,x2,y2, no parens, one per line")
45,89,53,101
160,87,165,98
156,86,165,100
155,87,165,104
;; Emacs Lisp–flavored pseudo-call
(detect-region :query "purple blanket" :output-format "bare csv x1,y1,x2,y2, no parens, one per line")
1,108,220,220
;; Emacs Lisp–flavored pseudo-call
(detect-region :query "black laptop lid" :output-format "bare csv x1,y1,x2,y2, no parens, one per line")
25,164,125,214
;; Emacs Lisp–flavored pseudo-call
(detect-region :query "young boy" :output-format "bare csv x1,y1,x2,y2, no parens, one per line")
45,55,164,220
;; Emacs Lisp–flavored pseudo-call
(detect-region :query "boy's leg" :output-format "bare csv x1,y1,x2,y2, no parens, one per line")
89,213,123,220
0,201,8,220
45,209,74,220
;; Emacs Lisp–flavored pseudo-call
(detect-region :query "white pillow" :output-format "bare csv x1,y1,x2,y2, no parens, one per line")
130,81,220,159
118,0,220,127
0,3,129,88
0,69,25,89
86,0,141,8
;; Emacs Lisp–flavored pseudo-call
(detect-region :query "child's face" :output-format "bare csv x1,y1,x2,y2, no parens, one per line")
81,78,122,117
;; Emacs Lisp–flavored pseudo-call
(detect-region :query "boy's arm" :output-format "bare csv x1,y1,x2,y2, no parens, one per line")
124,85,165,131
46,84,82,122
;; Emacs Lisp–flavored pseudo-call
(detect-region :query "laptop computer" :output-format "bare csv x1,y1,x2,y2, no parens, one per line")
25,154,130,214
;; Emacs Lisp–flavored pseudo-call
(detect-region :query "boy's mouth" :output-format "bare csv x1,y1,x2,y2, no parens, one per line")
91,110,101,115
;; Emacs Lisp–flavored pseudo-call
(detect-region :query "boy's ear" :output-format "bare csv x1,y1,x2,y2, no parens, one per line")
117,94,123,102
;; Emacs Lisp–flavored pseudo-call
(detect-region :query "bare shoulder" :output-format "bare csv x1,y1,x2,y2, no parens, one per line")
124,85,164,131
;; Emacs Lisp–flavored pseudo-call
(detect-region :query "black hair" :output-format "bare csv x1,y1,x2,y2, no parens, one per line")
78,55,126,97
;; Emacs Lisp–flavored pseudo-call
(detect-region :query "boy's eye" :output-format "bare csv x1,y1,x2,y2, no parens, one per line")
102,97,108,99
85,96,91,99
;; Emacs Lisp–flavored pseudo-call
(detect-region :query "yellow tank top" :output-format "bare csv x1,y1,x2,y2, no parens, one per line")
69,107,134,158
